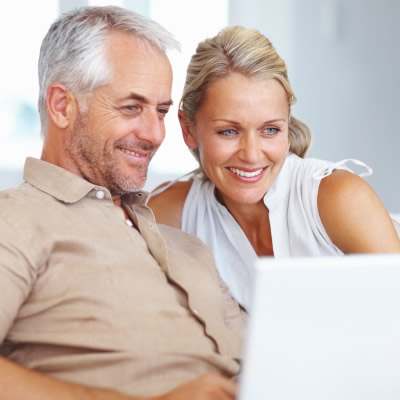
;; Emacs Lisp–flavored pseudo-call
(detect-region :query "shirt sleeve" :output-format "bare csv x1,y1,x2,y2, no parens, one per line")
0,219,37,343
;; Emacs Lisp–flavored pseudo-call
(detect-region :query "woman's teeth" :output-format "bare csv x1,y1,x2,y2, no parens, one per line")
229,167,263,178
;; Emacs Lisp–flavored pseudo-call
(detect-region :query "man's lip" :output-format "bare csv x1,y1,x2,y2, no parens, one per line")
119,147,148,157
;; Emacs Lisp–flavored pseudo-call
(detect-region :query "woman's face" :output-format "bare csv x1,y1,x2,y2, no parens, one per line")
182,72,290,207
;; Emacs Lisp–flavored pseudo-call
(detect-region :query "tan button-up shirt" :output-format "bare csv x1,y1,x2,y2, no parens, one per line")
0,158,246,397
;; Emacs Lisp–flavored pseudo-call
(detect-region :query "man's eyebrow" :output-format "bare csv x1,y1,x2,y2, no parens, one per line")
126,93,173,106
160,99,174,106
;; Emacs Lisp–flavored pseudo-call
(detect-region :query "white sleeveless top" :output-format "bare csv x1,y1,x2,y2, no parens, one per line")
178,153,373,309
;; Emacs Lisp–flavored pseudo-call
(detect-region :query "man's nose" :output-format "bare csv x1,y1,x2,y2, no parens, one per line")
136,109,166,146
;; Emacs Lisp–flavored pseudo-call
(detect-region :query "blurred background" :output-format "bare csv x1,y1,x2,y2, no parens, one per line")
1,0,399,214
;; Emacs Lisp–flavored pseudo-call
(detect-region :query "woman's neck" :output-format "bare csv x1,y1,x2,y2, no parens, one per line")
216,190,274,256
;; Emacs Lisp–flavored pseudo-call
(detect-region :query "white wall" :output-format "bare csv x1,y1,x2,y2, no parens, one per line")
2,0,399,212
229,0,400,213
0,0,226,192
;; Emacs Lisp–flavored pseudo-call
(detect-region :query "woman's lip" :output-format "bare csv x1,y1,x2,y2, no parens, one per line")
227,166,266,173
226,166,267,181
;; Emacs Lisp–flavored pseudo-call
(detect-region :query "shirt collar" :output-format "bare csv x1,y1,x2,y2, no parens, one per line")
23,157,149,205
24,157,96,203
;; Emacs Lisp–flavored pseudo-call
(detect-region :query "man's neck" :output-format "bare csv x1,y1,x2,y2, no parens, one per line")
112,194,123,208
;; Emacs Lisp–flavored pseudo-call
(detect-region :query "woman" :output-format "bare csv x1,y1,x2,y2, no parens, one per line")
148,26,400,309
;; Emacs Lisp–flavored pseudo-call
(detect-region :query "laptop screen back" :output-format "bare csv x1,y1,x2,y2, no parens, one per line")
239,254,400,400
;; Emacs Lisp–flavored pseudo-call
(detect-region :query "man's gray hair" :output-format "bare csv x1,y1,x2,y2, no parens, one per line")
38,5,180,135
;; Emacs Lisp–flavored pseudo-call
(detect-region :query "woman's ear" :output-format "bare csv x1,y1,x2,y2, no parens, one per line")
46,83,77,129
178,109,198,149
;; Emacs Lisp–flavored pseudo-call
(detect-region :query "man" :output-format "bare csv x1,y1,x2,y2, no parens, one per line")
0,6,246,400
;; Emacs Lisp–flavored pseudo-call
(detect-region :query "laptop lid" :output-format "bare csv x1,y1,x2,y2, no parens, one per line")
239,254,400,400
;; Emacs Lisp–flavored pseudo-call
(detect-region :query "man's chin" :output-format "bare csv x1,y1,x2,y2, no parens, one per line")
111,175,148,195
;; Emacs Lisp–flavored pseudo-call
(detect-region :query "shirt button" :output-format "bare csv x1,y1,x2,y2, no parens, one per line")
126,219,133,227
148,223,153,229
96,190,105,199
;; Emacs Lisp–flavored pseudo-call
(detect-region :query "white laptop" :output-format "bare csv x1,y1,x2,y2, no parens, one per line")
239,254,400,400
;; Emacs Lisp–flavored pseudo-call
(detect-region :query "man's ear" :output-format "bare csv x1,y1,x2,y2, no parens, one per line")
46,83,77,129
178,109,198,149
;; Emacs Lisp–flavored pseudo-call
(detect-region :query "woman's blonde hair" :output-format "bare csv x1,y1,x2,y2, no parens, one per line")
180,25,311,167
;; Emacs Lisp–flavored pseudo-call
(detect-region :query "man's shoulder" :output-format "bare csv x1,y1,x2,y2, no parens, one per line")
0,182,50,207
0,183,37,209
0,182,61,239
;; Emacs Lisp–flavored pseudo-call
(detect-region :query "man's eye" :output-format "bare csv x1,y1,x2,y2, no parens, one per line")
123,104,140,112
157,107,170,118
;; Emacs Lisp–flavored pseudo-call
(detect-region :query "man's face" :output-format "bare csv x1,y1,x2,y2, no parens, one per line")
65,31,173,194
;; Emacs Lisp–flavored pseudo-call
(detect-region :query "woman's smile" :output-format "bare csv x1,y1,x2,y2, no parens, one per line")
185,72,290,206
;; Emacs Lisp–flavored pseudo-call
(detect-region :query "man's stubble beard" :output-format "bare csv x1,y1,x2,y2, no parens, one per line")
64,112,150,195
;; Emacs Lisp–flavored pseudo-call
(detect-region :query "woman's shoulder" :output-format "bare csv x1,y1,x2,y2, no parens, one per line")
147,180,193,228
317,169,400,253
318,168,366,206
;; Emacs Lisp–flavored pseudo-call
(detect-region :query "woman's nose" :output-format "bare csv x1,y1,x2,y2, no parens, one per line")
238,133,261,163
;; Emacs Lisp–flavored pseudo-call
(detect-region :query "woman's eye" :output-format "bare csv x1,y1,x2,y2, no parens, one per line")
218,128,237,136
264,127,279,135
